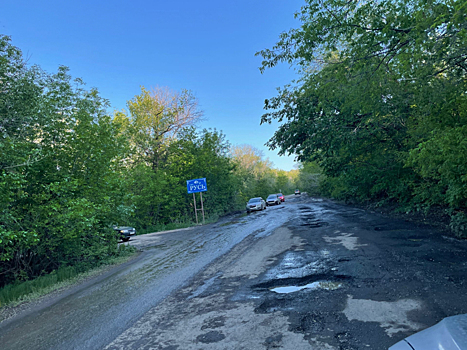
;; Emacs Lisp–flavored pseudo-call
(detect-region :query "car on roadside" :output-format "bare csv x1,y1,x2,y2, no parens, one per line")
277,193,285,202
295,189,301,195
389,313,467,349
113,226,136,242
246,197,266,213
266,194,281,206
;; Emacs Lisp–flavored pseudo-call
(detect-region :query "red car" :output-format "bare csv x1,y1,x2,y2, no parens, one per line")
277,193,285,202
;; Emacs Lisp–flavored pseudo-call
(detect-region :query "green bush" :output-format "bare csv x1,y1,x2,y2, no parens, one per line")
449,212,467,239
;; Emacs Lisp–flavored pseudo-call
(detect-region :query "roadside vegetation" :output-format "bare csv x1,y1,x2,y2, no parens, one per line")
257,0,467,238
0,35,298,295
0,245,135,309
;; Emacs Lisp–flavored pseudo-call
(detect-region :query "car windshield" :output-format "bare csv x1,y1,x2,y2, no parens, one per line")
248,198,261,203
277,193,283,196
267,195,277,200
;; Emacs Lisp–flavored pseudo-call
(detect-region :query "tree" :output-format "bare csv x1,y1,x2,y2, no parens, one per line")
230,145,279,201
115,86,203,170
168,128,238,218
257,0,467,217
127,127,238,229
0,36,130,286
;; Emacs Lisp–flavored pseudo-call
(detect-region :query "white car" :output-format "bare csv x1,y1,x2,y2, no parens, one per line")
246,197,266,213
389,314,467,349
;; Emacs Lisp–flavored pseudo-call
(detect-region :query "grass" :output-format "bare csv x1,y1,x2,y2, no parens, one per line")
0,245,137,310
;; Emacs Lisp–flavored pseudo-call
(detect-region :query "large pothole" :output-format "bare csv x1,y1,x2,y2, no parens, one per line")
252,273,352,293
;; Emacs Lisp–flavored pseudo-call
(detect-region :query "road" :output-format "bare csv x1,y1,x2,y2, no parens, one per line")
1,194,467,349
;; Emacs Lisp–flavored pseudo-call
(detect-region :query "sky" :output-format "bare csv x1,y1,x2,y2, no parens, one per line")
1,0,304,171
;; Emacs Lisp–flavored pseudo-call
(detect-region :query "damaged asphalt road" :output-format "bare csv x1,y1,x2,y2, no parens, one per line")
2,195,467,349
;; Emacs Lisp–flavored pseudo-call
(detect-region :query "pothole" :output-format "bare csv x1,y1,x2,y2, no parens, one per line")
270,281,343,294
196,331,226,343
300,210,315,214
301,220,329,228
254,274,351,292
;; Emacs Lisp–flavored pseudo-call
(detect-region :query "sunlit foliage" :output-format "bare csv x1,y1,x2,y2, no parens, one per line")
258,0,467,236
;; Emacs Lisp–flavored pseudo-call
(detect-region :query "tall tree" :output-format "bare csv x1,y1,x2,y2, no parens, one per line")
231,145,278,200
115,86,203,170
0,36,129,285
257,0,467,216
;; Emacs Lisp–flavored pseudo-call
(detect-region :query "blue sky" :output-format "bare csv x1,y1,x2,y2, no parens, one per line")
1,0,303,170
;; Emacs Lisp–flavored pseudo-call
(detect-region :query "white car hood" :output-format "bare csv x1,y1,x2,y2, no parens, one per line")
390,314,467,350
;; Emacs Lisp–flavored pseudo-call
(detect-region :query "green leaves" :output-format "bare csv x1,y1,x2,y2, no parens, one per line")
118,86,203,170
0,36,130,286
260,0,467,229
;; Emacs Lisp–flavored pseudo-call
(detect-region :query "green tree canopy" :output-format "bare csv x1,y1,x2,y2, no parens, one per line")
1,35,130,286
257,0,467,227
114,86,203,170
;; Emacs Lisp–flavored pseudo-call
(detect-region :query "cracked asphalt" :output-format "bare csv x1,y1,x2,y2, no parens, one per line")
1,194,467,349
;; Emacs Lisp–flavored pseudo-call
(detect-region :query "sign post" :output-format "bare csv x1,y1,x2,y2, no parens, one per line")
193,193,198,224
186,178,207,224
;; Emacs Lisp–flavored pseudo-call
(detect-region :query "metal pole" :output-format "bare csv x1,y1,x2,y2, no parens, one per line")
193,193,198,224
200,192,205,224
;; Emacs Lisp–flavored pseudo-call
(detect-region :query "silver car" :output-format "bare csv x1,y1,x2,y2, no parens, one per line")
246,197,266,213
266,194,281,206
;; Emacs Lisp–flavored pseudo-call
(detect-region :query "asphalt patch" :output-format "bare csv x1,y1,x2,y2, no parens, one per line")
301,220,329,228
201,316,226,330
196,331,226,343
263,333,283,348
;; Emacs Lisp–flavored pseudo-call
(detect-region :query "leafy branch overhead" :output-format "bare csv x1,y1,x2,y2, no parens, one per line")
257,0,467,229
257,0,467,78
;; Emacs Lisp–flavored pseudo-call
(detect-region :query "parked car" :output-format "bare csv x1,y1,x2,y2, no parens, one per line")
266,194,281,206
295,189,301,195
389,313,467,349
113,226,136,242
246,197,266,213
277,193,285,202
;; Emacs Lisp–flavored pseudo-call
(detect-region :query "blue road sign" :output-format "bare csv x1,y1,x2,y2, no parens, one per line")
187,178,207,194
